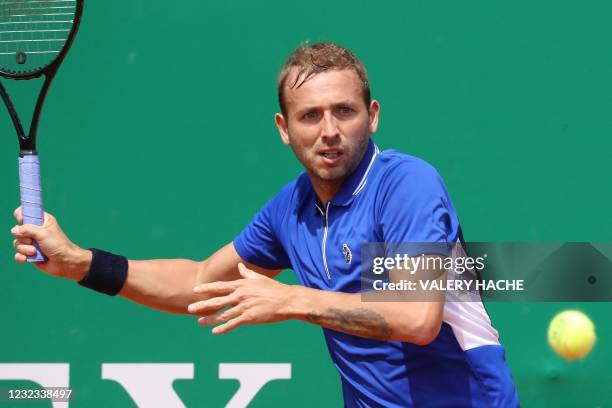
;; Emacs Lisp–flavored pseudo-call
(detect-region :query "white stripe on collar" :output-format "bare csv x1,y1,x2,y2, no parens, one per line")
314,202,324,215
352,144,380,196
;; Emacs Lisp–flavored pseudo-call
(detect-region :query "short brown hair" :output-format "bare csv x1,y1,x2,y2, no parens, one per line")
277,42,371,117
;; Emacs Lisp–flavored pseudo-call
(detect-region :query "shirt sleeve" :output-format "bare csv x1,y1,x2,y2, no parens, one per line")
233,193,291,270
377,160,460,256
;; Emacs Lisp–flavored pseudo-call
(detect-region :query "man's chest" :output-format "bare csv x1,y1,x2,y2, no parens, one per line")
282,202,380,292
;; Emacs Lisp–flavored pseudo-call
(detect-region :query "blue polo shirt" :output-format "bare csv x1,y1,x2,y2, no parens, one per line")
234,139,519,407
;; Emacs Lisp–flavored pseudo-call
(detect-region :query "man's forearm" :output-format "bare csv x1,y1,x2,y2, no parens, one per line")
119,258,204,314
62,247,204,314
288,286,443,345
187,262,443,341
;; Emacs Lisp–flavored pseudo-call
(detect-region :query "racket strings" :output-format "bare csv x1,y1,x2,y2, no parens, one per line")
0,0,77,73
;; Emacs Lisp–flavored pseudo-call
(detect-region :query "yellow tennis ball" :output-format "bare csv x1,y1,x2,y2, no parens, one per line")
548,310,596,361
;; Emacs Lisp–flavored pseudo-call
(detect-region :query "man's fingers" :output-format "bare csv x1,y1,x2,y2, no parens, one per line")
198,304,245,326
15,243,37,256
10,224,44,241
211,315,247,335
12,234,33,261
187,294,238,315
13,238,33,249
193,280,241,295
13,206,23,223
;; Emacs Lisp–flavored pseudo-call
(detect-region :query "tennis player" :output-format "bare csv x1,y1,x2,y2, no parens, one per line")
11,42,519,407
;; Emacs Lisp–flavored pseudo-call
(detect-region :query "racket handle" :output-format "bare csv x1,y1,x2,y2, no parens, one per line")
18,154,47,262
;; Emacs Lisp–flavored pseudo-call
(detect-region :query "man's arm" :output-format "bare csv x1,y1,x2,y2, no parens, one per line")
189,261,445,345
292,287,443,345
118,244,280,314
11,208,280,315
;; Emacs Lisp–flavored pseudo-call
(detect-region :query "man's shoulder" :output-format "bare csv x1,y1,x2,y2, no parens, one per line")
266,172,311,206
371,148,456,224
273,172,309,194
375,148,443,183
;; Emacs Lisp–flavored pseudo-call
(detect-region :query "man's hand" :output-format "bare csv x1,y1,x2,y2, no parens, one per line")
11,206,91,281
188,263,296,334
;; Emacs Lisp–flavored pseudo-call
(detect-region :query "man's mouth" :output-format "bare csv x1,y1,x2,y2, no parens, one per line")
318,150,345,166
321,152,342,159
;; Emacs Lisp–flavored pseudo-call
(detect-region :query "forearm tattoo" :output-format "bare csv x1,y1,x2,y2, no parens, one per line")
307,307,392,341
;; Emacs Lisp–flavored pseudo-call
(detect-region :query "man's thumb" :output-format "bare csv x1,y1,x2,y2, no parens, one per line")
238,262,260,279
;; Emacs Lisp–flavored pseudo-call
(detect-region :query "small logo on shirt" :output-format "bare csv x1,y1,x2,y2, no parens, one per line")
342,244,352,264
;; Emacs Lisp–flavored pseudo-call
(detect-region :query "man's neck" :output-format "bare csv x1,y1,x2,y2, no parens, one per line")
309,175,345,204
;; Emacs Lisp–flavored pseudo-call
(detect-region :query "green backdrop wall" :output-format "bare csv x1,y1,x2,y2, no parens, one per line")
1,1,610,406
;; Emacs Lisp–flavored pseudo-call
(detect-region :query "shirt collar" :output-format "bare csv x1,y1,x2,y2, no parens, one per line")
312,139,380,211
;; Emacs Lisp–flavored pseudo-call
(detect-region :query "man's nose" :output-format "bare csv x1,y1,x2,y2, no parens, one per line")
320,111,340,140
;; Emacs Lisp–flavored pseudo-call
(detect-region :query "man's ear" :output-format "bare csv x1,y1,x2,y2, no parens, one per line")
368,100,380,134
275,113,291,145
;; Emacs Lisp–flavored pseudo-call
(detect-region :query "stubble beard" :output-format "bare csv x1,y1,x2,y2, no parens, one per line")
290,134,370,184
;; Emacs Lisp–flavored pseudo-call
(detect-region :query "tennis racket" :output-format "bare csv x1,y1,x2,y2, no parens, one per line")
0,0,83,262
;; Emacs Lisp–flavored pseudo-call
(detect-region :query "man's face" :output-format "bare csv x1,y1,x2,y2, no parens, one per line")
275,69,379,184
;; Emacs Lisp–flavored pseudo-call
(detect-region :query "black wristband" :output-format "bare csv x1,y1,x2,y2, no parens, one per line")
78,248,128,296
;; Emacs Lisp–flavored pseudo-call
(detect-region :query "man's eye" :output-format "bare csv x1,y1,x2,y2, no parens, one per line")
303,111,319,121
338,107,354,116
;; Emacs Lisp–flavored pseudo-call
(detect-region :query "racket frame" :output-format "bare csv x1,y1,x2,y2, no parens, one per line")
0,0,84,262
0,0,84,153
